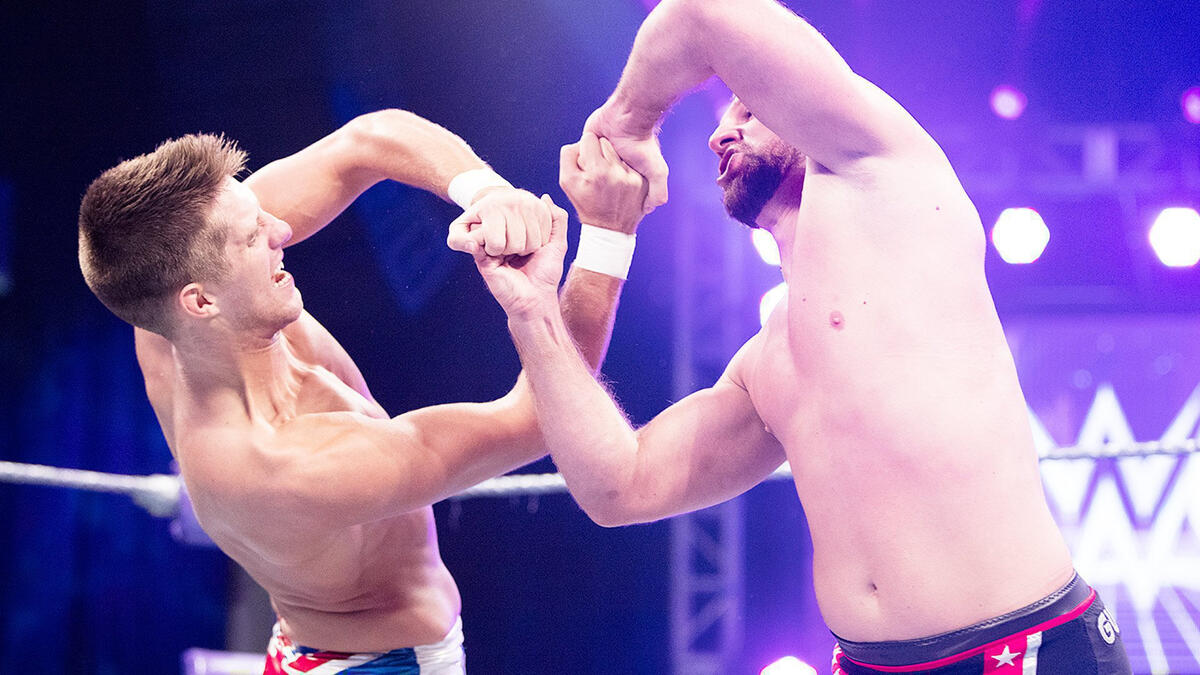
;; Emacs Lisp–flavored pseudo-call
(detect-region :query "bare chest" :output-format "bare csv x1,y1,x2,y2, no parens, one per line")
742,314,809,441
292,365,387,420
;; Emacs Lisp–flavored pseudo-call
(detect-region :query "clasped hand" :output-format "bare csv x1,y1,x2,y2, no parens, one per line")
448,187,568,319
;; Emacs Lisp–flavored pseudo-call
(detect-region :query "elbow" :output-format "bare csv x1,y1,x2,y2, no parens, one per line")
587,508,637,529
578,492,650,528
341,109,413,153
673,0,744,28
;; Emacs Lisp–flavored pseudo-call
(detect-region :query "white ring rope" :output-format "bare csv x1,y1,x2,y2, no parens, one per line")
456,439,1200,499
1,439,1196,512
0,461,180,516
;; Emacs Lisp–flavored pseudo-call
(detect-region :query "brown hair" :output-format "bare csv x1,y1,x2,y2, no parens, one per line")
78,134,247,336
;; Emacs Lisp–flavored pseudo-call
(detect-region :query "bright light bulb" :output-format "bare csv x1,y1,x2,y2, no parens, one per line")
991,207,1049,264
990,85,1028,120
752,228,781,266
1182,87,1200,125
760,282,787,327
1149,207,1200,268
761,656,818,675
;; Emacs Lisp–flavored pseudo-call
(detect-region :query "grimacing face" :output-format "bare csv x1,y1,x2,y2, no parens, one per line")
707,98,806,228
195,177,302,334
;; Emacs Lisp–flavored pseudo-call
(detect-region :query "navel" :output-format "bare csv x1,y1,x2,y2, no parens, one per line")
829,310,845,330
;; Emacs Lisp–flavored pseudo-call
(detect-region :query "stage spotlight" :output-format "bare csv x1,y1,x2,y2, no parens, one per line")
1149,207,1200,268
760,282,787,327
761,656,818,675
990,85,1027,120
991,208,1049,264
1183,87,1200,125
752,228,782,266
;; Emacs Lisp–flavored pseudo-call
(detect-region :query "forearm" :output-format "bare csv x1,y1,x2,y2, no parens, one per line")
607,0,905,170
479,267,622,478
347,109,494,202
508,301,640,525
559,267,623,374
604,0,718,135
249,109,500,245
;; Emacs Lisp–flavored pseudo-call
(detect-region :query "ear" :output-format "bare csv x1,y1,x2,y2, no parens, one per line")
178,282,219,320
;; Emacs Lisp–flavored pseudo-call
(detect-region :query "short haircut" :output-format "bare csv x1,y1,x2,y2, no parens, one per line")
78,134,247,336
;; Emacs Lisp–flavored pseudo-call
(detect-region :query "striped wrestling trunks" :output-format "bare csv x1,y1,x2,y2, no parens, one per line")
264,616,464,674
832,573,1131,674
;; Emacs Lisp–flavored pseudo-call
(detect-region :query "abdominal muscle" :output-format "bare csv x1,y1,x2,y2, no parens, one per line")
206,504,462,653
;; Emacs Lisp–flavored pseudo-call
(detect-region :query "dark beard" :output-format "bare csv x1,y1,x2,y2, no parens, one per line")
721,143,805,228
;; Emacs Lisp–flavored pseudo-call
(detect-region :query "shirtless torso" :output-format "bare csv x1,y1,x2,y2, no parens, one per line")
733,158,1072,639
77,108,642,655
137,315,460,651
484,0,1075,647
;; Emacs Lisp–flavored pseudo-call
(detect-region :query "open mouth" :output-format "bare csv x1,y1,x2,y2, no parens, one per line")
272,260,291,287
718,149,738,182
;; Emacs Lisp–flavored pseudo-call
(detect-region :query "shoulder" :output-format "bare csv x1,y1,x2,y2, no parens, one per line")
721,329,770,391
182,413,376,513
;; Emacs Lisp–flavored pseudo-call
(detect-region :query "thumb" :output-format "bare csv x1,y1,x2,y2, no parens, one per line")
644,160,669,213
543,194,568,246
446,213,484,256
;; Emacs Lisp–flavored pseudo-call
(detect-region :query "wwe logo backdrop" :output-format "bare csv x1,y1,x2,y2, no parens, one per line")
1007,316,1200,675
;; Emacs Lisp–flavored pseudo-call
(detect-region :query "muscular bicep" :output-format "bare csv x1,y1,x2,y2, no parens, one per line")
243,128,376,246
269,389,540,529
702,0,940,171
606,376,786,525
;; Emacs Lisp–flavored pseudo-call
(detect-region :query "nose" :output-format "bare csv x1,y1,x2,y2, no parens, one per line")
267,213,293,248
708,122,742,157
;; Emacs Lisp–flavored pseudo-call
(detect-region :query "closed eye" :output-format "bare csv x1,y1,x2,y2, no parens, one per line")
247,213,267,246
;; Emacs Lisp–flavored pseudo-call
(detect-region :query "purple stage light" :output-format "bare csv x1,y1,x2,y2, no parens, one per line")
752,228,782,266
1149,207,1200,268
991,208,1049,264
990,85,1027,120
1183,87,1200,125
761,656,818,675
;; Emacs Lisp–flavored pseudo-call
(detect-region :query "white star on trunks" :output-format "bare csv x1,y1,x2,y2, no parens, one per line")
991,645,1020,667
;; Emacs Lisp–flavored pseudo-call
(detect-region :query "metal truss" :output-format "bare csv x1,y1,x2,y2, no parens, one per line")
668,136,756,673
945,122,1200,201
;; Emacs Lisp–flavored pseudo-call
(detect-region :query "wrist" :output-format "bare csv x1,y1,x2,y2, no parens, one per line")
573,212,641,236
573,224,637,280
505,292,565,329
447,168,512,209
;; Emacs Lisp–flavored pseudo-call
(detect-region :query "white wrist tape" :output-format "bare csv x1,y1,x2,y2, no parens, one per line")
447,168,513,210
573,224,637,280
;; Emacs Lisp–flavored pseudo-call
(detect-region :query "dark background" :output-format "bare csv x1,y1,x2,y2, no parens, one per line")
1,1,1197,673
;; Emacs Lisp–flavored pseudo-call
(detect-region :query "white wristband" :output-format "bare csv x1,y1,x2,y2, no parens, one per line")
573,224,637,280
447,168,513,210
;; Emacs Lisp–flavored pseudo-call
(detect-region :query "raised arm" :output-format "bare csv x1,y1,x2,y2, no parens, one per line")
515,323,785,526
258,138,651,529
243,108,505,245
589,0,941,209
260,196,630,529
470,139,785,525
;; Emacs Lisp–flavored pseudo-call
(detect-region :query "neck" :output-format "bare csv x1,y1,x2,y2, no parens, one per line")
172,324,303,420
755,174,804,282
